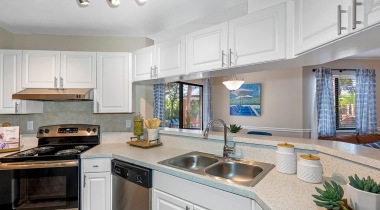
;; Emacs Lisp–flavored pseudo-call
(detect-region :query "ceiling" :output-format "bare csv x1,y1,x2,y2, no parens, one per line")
0,0,247,40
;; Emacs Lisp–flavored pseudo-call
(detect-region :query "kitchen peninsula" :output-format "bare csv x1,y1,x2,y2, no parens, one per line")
80,128,380,210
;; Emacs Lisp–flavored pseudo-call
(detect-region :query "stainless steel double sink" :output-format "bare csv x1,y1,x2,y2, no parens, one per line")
158,151,274,187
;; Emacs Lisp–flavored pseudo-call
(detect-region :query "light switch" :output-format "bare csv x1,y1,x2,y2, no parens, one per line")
27,121,33,130
126,120,131,128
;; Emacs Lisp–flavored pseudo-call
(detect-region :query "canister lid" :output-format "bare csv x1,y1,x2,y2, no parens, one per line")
300,154,320,160
277,142,294,148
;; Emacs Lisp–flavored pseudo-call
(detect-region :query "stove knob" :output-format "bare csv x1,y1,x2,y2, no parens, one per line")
92,128,97,133
86,128,91,133
44,129,49,133
39,129,44,134
136,174,143,183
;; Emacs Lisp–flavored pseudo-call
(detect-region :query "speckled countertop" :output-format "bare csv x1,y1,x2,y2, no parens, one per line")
82,143,328,210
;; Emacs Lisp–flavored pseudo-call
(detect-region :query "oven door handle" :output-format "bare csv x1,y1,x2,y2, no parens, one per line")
0,160,78,170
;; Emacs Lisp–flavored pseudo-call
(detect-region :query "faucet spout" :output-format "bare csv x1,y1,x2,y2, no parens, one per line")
203,119,234,158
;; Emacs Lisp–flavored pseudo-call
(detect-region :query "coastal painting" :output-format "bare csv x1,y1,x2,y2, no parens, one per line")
230,83,261,116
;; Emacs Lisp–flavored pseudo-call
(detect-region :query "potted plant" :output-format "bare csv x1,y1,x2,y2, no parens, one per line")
312,180,349,210
347,174,380,210
229,124,242,133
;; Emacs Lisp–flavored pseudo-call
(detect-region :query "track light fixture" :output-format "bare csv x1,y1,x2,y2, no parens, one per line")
78,0,148,7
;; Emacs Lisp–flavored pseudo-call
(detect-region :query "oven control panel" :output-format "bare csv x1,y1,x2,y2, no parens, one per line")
37,124,100,138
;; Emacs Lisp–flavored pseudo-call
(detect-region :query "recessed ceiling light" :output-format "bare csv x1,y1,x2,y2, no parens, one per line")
78,0,89,6
135,0,148,6
108,0,120,6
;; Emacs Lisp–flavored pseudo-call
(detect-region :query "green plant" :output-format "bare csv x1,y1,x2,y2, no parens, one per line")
229,124,242,133
348,174,380,194
312,180,348,210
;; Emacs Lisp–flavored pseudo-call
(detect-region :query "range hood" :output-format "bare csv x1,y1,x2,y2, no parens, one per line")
12,88,93,101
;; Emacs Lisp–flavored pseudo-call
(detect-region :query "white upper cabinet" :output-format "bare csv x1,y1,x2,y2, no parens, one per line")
156,37,186,78
95,52,131,113
22,50,96,88
229,2,286,66
294,0,345,54
186,22,229,74
362,0,380,27
60,51,96,88
22,50,60,88
132,46,156,82
0,50,42,114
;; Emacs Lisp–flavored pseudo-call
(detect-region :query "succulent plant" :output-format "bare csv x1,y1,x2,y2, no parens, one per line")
348,174,380,194
312,180,348,210
229,124,242,133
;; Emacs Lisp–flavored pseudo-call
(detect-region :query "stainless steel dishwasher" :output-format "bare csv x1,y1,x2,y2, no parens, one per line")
112,159,152,210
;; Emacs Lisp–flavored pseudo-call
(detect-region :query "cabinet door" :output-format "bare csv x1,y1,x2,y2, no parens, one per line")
229,3,286,66
22,50,60,88
60,51,96,88
133,46,156,82
156,37,186,78
95,52,131,113
83,172,111,210
294,0,345,54
186,22,228,74
0,50,21,113
153,189,193,210
363,0,380,27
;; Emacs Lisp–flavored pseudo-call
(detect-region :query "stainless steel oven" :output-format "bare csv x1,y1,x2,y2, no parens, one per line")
0,124,100,210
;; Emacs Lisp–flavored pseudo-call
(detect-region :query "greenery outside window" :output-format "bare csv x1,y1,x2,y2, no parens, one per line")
333,75,356,130
164,82,203,130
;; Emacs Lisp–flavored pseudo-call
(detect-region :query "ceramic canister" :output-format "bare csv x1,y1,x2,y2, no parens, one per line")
297,154,323,183
276,143,297,174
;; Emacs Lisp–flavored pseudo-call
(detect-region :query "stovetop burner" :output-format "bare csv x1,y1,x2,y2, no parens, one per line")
74,145,89,151
56,149,81,156
33,146,55,154
16,150,37,157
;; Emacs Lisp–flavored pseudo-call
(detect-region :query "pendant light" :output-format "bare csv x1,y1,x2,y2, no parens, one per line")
223,75,244,91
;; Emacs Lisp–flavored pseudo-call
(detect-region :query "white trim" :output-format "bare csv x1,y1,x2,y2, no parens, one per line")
213,125,310,133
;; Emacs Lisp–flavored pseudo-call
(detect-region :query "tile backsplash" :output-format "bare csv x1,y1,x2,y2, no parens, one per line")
0,101,134,134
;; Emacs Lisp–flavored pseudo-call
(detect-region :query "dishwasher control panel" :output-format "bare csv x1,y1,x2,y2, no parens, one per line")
111,159,152,188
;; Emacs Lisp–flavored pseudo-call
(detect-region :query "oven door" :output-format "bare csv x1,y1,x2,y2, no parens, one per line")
0,160,79,210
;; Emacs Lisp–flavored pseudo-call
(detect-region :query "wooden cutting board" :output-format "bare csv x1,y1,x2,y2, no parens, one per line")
127,140,162,148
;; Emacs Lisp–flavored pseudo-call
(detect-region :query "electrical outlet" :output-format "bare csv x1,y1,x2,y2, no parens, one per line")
27,121,33,130
125,120,131,128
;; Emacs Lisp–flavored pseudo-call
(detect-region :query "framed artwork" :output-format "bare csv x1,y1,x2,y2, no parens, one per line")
0,126,20,153
229,83,261,116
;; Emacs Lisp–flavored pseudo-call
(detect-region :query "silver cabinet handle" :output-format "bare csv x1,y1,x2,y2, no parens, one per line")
150,66,154,78
154,65,158,78
93,165,99,168
352,0,363,30
221,50,226,67
83,175,86,188
60,77,63,88
229,48,234,66
14,102,19,114
185,206,190,210
337,5,347,35
54,77,57,88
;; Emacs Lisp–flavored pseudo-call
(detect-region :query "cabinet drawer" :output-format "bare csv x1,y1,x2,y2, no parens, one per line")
82,158,111,173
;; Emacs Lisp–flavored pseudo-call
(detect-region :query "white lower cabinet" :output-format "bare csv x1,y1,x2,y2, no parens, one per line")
81,158,111,210
153,171,257,210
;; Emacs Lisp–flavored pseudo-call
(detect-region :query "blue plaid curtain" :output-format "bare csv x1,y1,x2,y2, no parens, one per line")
202,78,212,130
315,68,336,137
153,84,165,127
356,69,377,135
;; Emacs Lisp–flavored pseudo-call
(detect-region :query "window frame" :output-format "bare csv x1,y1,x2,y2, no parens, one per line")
333,75,356,131
165,81,204,130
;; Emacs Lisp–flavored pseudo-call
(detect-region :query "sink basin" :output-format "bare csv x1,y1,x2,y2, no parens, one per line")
158,151,274,187
205,162,263,185
168,155,218,171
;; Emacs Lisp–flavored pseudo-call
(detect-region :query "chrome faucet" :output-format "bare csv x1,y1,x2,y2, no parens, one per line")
203,119,235,158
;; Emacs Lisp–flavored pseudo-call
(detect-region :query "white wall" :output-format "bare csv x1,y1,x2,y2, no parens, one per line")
0,27,13,49
212,67,307,138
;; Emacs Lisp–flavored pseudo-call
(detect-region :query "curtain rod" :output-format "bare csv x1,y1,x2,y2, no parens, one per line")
312,68,357,72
